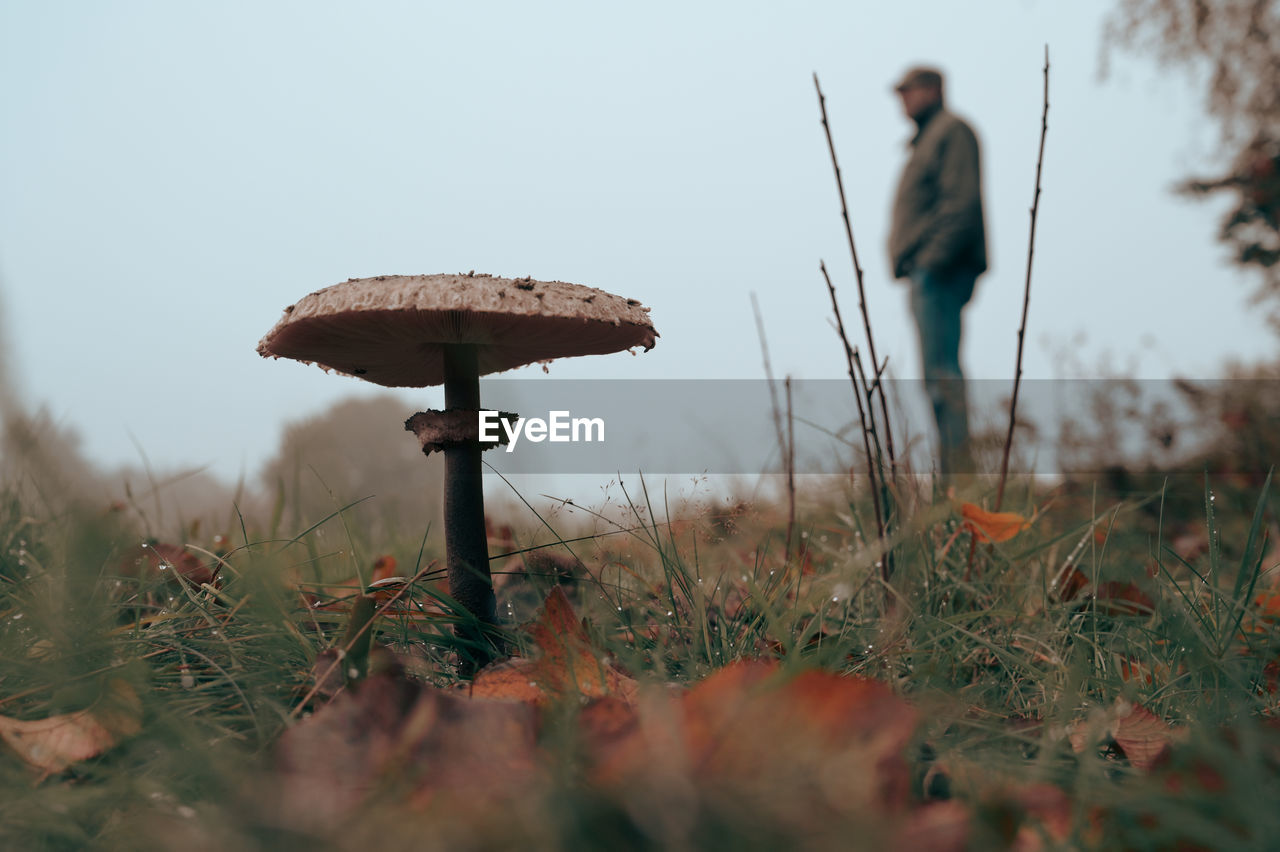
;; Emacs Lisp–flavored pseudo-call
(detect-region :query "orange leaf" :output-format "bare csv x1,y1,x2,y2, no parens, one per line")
0,679,142,775
471,587,636,704
959,503,1031,543
1254,591,1280,621
589,660,919,816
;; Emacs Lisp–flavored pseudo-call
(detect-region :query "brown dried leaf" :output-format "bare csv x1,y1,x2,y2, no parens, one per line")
588,660,919,820
275,670,540,832
1112,702,1176,770
471,587,637,704
1094,581,1156,616
0,679,142,775
1051,566,1090,603
468,658,547,704
1069,699,1178,771
120,541,217,586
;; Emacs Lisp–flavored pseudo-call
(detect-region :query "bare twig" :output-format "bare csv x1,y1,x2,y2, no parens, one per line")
853,347,895,586
996,46,1050,511
821,261,887,576
785,376,797,563
814,73,898,483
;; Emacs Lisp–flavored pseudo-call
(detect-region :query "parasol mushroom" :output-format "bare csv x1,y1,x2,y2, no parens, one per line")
257,273,657,665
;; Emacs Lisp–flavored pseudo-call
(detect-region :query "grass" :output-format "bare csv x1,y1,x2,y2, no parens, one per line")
0,432,1279,849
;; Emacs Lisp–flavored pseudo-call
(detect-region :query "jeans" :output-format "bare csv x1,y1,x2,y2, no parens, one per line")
909,267,975,475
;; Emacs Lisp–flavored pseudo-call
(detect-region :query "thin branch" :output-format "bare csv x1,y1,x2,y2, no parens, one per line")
785,376,797,563
997,46,1050,511
820,260,886,573
814,73,899,484
853,347,895,587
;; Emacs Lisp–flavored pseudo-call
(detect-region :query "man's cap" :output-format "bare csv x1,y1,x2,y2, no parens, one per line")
893,66,944,92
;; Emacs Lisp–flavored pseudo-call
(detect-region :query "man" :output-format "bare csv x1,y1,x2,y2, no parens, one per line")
888,66,987,477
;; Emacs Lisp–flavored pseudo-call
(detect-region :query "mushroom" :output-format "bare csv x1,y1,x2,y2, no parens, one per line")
257,273,657,665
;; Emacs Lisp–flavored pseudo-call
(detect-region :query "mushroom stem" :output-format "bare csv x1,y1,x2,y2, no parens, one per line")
442,343,496,659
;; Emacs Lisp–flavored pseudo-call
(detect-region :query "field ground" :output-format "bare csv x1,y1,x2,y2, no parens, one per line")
1,401,1279,850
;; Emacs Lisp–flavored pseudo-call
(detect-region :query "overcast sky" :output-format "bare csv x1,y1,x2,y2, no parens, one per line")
2,0,1275,487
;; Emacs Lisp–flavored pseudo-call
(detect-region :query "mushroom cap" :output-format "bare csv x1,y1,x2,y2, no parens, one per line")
257,273,658,387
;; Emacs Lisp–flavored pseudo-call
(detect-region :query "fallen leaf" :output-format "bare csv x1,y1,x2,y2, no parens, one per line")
960,503,1031,543
0,679,142,775
120,541,217,586
1253,591,1280,622
588,660,920,826
1112,702,1176,770
371,554,397,583
1069,699,1178,771
275,670,540,832
471,587,637,704
1094,582,1156,616
1051,566,1090,603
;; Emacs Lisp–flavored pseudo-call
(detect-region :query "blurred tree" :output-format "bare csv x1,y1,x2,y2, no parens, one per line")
1105,0,1280,325
260,394,444,557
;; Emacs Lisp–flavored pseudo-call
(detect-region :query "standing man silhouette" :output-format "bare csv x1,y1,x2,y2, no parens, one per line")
888,66,987,477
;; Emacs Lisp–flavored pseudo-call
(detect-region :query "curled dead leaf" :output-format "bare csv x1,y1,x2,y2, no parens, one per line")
0,679,142,775
276,670,540,832
1069,699,1179,771
471,587,637,704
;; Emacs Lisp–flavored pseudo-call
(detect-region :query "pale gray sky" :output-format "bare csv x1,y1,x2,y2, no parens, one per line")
2,1,1275,485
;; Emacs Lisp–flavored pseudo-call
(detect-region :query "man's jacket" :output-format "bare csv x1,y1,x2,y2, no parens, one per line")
888,106,988,280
